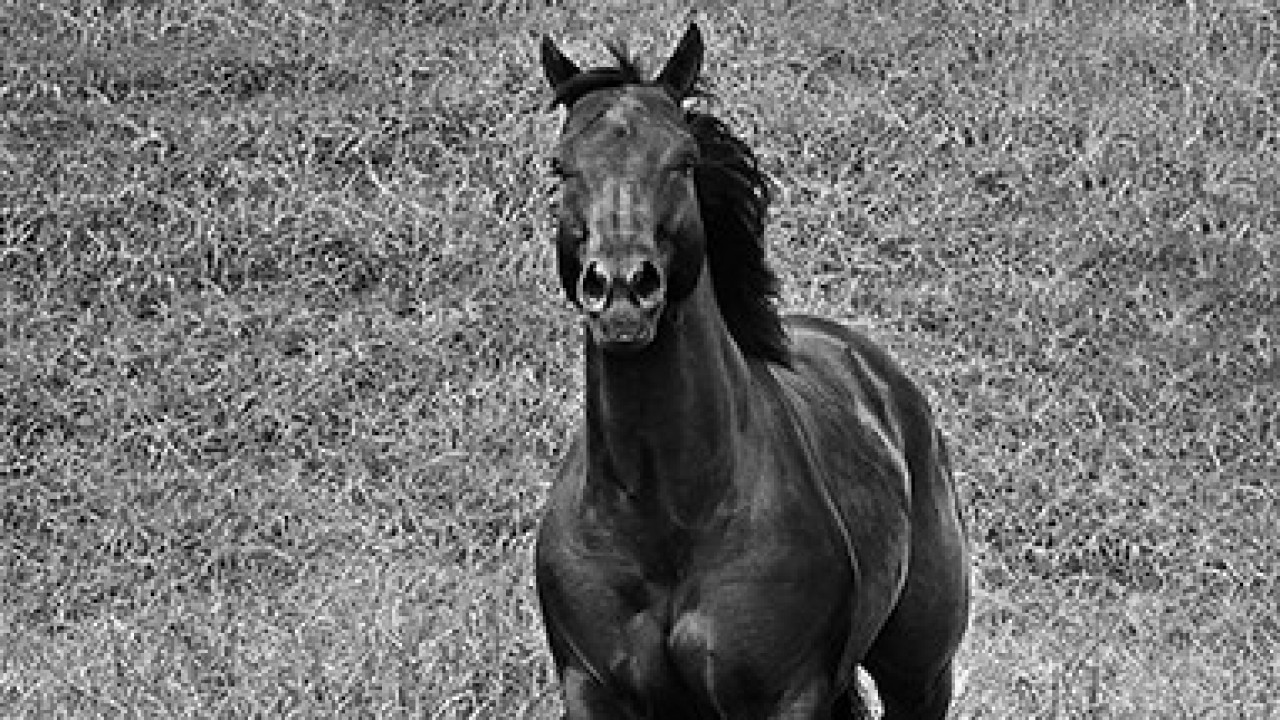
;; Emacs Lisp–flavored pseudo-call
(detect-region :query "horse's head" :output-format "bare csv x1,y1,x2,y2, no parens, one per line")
541,25,706,354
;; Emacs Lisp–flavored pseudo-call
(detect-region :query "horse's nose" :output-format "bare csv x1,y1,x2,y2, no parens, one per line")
626,260,664,310
579,260,612,314
578,258,665,314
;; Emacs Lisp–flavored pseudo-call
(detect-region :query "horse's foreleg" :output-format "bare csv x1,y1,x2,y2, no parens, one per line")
870,660,954,720
558,665,628,720
761,674,848,720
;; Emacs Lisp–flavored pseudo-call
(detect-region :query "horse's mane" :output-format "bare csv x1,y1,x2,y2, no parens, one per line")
550,45,790,365
550,44,647,108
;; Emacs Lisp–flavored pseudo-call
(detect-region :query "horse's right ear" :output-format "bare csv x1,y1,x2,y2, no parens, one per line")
655,23,703,100
540,35,581,90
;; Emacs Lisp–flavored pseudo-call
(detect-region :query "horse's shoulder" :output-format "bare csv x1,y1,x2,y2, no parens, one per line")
763,314,933,492
540,433,587,542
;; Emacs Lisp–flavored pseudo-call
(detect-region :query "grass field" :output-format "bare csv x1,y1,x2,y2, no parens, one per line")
2,0,1277,717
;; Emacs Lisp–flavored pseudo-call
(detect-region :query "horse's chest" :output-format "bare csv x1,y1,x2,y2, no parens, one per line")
595,538,850,715
543,452,861,713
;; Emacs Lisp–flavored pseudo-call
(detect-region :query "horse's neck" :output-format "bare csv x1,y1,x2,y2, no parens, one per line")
583,276,751,516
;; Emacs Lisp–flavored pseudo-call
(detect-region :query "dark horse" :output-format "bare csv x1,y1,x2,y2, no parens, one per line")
534,24,970,719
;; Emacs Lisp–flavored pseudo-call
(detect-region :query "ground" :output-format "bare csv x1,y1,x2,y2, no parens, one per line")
1,0,1276,717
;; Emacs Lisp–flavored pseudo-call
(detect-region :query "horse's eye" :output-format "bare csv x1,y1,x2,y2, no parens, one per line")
561,225,588,249
549,157,575,180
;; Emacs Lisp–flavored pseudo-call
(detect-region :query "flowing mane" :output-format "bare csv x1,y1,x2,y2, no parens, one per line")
687,111,788,365
549,46,790,365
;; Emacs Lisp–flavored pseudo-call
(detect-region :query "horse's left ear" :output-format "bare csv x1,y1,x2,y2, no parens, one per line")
540,35,581,90
655,23,703,100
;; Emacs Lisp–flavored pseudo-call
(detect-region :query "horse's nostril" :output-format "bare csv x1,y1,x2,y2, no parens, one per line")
579,261,611,311
628,261,664,307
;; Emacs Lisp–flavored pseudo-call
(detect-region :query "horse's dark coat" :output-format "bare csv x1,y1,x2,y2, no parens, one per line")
536,24,970,719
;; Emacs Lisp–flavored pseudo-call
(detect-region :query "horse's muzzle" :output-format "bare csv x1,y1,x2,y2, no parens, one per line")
577,257,666,352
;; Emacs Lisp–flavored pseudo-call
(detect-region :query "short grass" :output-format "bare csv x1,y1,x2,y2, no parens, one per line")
2,0,1276,717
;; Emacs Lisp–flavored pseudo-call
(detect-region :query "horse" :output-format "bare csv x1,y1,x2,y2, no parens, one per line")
534,24,970,719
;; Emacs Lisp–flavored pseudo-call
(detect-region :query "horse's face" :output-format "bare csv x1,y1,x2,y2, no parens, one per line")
542,28,706,354
550,87,703,353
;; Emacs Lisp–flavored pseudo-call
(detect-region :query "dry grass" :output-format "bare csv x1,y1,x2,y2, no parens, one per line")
2,0,1277,717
